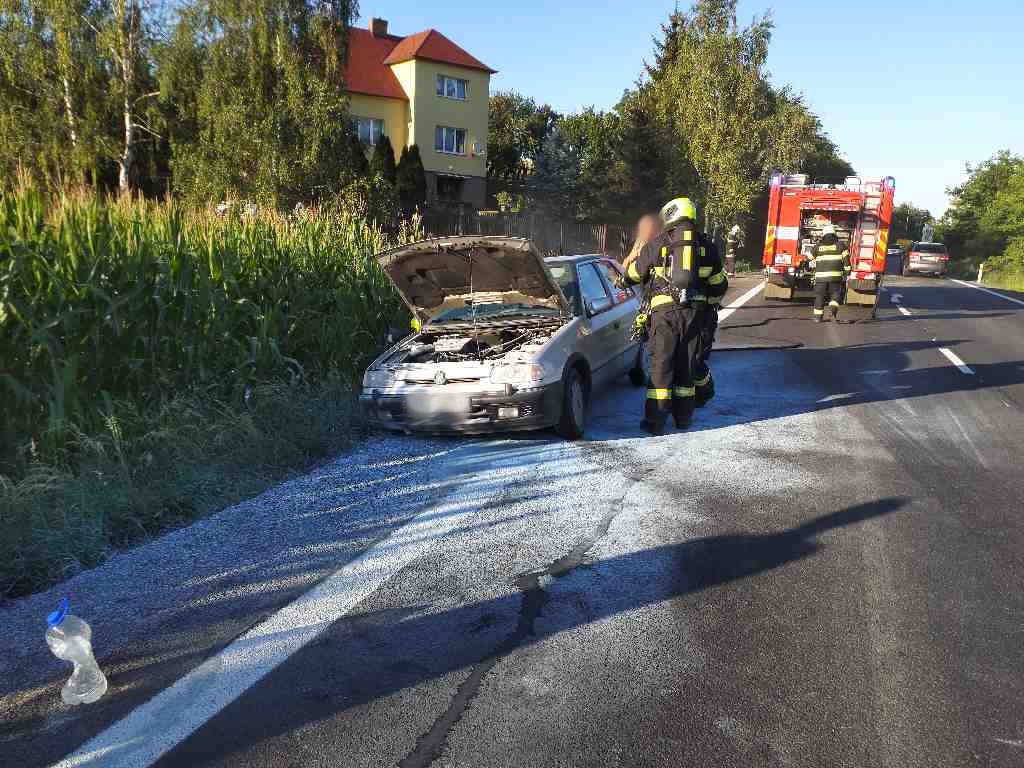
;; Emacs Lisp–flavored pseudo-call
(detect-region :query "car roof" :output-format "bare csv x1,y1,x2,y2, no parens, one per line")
544,253,605,265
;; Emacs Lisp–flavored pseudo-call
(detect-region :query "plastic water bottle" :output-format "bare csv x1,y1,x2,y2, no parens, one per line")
45,598,108,705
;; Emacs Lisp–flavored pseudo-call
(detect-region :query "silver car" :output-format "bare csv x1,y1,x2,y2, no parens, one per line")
360,236,645,438
904,242,949,276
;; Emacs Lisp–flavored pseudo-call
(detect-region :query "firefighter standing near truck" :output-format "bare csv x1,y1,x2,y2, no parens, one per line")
623,198,700,435
724,224,742,277
691,231,729,405
810,224,850,322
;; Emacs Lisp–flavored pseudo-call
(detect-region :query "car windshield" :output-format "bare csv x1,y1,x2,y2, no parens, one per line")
430,302,561,324
914,243,947,254
546,264,582,316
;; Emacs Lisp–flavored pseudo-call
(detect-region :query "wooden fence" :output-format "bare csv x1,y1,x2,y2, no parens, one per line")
419,210,631,261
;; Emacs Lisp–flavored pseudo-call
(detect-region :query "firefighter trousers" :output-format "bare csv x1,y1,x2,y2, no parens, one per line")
692,303,718,404
645,305,697,428
814,280,843,318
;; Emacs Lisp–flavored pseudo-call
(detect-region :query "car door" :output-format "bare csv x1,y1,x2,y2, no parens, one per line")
592,259,640,374
575,260,623,383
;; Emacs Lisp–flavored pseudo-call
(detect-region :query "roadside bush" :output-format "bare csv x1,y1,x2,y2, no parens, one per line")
982,237,1024,291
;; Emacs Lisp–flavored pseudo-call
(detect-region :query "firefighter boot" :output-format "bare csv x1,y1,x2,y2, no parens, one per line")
640,419,665,436
830,300,839,322
694,371,715,407
672,388,695,428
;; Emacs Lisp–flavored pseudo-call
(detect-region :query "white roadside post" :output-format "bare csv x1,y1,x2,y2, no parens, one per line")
977,262,985,284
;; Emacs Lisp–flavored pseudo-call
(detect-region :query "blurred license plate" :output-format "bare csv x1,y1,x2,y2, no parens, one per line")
407,394,469,414
775,254,792,265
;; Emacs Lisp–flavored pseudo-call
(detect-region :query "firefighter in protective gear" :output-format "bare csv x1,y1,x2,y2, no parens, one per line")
691,231,729,405
724,224,742,277
623,197,700,434
810,224,850,322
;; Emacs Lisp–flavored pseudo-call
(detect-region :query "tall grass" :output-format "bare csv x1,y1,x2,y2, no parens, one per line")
0,187,409,597
983,272,1024,292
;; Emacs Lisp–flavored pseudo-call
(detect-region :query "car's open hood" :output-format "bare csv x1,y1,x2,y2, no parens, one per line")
375,236,571,323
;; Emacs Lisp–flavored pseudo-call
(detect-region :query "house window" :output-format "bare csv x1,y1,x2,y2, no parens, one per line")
435,126,467,155
354,117,385,146
436,75,468,100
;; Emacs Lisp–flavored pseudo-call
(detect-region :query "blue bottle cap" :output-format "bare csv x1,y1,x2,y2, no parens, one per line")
47,597,69,627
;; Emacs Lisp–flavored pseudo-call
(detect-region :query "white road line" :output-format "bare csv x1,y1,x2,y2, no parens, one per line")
718,281,766,323
51,454,494,768
817,392,857,403
939,347,975,375
897,306,912,316
950,278,1024,307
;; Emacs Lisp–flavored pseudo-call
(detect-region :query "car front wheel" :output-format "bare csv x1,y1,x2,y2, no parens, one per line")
555,366,587,439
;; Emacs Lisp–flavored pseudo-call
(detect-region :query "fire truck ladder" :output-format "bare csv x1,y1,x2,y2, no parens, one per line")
854,182,883,271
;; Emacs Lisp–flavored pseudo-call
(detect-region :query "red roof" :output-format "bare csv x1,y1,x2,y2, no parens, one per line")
346,27,408,100
383,29,496,74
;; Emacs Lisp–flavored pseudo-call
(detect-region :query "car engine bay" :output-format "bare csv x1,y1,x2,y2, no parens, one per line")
398,328,551,364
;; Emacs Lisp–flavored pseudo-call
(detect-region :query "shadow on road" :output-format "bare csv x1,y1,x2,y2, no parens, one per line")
152,497,907,766
584,338,1024,439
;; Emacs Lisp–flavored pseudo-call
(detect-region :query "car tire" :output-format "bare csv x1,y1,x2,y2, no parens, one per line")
556,366,587,439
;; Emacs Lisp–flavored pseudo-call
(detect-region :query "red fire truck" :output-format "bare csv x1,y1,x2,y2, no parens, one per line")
762,173,896,310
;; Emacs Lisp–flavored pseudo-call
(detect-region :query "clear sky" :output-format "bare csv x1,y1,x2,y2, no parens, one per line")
358,1,1023,215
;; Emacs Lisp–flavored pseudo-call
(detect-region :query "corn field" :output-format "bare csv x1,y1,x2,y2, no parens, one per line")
0,188,404,472
0,188,411,596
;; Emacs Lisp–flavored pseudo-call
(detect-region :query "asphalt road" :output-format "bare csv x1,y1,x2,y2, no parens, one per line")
2,275,1023,767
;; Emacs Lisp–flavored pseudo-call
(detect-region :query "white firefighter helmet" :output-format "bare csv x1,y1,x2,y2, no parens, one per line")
822,223,836,237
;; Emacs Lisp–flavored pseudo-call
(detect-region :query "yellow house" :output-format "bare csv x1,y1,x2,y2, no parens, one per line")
346,18,495,209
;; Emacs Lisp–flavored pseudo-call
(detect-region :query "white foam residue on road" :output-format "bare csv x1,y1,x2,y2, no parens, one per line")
717,281,765,323
938,347,975,375
49,443,518,768
897,306,912,316
950,278,1024,307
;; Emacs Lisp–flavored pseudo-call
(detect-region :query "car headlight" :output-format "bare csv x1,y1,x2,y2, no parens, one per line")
490,363,546,385
363,368,396,388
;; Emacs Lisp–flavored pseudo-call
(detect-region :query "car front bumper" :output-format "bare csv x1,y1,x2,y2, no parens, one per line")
359,381,563,434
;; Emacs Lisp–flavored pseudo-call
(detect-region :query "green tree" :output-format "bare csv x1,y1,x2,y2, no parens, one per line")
528,127,581,219
0,0,113,188
652,0,777,230
369,135,397,184
163,0,358,207
801,133,855,183
939,150,1024,273
346,128,369,178
487,91,558,180
559,108,631,222
102,0,163,195
615,87,683,222
396,144,427,213
890,203,934,243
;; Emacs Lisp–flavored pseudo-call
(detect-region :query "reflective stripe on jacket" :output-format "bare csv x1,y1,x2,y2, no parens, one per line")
812,238,849,282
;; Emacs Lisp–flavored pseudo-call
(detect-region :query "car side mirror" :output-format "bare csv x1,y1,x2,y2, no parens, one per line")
586,296,612,316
